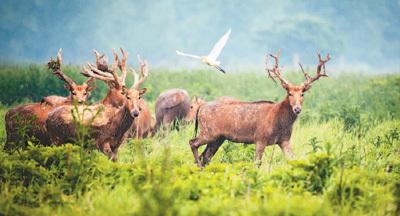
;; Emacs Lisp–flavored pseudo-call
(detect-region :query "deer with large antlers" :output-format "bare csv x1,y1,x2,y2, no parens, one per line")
46,48,147,160
42,49,96,106
189,50,330,167
4,49,96,150
127,56,153,139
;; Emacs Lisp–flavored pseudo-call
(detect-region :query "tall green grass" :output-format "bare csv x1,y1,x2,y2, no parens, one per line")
0,65,399,215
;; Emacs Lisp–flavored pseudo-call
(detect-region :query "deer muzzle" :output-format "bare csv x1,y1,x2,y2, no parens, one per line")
293,106,302,115
132,110,140,118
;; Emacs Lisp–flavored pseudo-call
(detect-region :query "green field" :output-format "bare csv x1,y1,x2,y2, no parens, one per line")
0,65,399,215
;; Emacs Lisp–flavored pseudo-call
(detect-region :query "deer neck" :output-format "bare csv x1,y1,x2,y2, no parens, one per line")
275,95,298,127
111,104,135,139
102,89,125,108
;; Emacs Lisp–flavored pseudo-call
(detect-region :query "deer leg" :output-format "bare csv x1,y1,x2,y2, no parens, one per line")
189,137,207,167
155,111,163,133
279,140,294,159
200,138,225,166
110,148,118,162
101,142,114,160
255,142,267,167
163,113,175,130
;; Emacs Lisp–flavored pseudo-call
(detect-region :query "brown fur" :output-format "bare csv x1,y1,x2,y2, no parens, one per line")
189,50,330,167
154,89,191,132
189,88,304,167
129,99,153,139
46,48,149,160
4,82,95,150
46,89,144,161
184,96,206,122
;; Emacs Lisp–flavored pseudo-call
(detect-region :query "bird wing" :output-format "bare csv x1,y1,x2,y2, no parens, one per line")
176,50,201,60
207,28,231,61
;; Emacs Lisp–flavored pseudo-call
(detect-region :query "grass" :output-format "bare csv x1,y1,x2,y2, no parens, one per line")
0,65,399,215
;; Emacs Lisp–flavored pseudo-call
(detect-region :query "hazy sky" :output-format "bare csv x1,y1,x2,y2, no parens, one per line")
0,0,399,73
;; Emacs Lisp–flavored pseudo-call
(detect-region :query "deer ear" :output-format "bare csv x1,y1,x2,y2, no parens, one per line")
139,88,147,96
192,96,198,102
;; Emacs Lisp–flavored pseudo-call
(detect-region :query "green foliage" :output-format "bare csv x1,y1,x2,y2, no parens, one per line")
0,69,399,215
271,153,334,194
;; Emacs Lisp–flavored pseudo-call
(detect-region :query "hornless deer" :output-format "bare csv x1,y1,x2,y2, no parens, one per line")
127,56,153,139
154,89,191,132
154,89,206,133
4,49,96,150
46,48,147,160
189,50,330,167
183,96,206,122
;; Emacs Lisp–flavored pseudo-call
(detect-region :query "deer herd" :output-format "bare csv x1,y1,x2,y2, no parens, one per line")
4,48,330,167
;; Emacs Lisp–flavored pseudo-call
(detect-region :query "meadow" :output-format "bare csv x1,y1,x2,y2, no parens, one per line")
0,64,399,215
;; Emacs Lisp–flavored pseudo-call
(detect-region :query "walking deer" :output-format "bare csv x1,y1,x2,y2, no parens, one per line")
154,89,191,132
154,89,207,133
184,96,239,123
46,48,147,160
189,50,330,167
4,49,96,150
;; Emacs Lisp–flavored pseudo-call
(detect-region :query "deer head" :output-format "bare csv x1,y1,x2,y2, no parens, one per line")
185,96,205,122
265,50,330,115
48,49,96,103
82,48,148,118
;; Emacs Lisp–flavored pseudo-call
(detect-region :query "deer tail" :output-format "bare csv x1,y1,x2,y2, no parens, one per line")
193,105,202,138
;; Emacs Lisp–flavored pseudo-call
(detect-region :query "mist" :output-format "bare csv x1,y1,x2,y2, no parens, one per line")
0,0,399,73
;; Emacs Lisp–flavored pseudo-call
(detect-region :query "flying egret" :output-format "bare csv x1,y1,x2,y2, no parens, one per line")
176,28,231,73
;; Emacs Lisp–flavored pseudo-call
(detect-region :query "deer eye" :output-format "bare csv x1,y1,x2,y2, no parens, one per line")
190,106,194,109
301,93,304,97
72,92,77,95
288,93,293,96
84,92,87,95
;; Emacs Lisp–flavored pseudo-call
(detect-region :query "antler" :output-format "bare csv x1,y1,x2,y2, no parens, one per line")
93,49,108,71
131,55,149,90
48,48,76,89
119,48,128,85
302,52,330,90
81,48,124,89
265,49,290,88
108,49,122,88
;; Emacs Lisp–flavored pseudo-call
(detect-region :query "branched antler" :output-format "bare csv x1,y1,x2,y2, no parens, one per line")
93,49,108,71
81,48,126,89
265,49,290,88
48,48,76,89
302,52,330,90
131,55,149,90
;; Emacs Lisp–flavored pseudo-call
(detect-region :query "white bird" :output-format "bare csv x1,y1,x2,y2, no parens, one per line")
176,28,231,73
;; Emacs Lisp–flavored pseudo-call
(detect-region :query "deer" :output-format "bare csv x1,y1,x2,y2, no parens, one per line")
126,56,153,139
45,48,147,161
4,49,96,150
153,89,205,133
184,96,240,123
42,49,96,106
189,50,330,167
